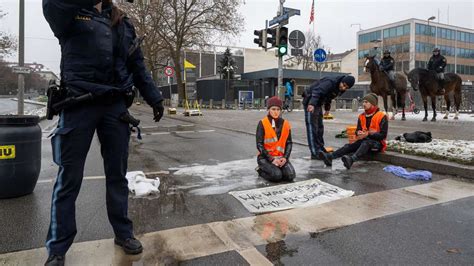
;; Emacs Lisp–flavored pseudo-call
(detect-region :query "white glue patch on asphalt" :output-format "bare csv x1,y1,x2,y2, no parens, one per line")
229,179,354,214
170,158,352,196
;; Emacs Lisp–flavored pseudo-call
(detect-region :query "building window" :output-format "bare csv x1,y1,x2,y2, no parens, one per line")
383,24,410,39
404,24,410,35
415,42,435,54
359,31,382,44
415,23,436,37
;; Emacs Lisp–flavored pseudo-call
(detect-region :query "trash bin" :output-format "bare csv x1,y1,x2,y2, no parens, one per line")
0,115,41,199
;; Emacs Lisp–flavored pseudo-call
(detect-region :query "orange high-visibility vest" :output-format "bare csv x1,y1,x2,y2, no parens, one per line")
261,117,291,157
358,111,387,152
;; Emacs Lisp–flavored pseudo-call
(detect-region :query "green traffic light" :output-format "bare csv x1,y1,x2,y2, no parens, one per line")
278,45,287,56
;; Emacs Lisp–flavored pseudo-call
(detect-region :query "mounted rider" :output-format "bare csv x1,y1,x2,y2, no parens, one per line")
379,50,395,94
427,47,447,94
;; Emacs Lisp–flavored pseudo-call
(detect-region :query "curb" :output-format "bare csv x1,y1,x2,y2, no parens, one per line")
370,151,474,180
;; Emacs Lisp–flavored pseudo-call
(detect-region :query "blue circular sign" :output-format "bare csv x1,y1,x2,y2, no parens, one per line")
314,48,327,63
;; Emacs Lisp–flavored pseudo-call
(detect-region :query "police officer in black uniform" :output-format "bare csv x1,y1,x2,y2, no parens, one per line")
379,50,395,93
303,75,355,159
427,47,447,94
42,0,164,265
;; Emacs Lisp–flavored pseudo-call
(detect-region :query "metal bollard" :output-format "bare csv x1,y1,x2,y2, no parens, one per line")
222,99,226,109
234,99,238,110
209,99,213,109
331,99,336,112
352,99,359,112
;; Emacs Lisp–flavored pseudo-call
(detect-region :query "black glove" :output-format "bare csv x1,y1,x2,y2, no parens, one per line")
152,101,164,123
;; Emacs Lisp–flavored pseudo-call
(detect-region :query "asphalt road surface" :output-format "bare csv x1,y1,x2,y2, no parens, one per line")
1,107,473,265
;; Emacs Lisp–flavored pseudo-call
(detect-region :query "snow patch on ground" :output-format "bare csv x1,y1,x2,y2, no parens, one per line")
387,139,474,164
26,107,47,119
394,111,474,122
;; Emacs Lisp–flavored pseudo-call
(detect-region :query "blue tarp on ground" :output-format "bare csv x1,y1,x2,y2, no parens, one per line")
383,165,432,181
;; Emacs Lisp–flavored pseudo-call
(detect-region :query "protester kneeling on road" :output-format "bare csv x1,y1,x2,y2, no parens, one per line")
256,96,296,182
319,93,388,169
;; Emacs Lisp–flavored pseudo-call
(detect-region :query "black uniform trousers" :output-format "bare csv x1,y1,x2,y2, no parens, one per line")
257,159,296,182
46,99,132,256
305,105,325,157
332,139,382,160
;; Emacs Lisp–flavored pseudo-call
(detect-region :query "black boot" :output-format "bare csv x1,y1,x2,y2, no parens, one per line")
341,155,355,170
114,237,143,255
318,151,333,166
44,255,65,266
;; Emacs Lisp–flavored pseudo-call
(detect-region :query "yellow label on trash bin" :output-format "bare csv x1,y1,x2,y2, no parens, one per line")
0,145,16,160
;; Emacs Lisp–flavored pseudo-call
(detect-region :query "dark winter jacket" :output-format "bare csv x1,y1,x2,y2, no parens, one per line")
427,55,447,73
256,116,293,161
379,56,395,72
303,76,346,111
356,110,388,141
42,0,162,106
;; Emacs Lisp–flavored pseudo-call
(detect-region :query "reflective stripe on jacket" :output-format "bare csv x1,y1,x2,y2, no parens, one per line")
261,117,291,157
358,111,387,152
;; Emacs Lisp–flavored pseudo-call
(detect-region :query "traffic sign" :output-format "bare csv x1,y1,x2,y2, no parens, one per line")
314,48,327,63
164,66,175,77
283,7,301,17
289,30,305,48
269,13,289,27
12,66,31,74
291,49,303,56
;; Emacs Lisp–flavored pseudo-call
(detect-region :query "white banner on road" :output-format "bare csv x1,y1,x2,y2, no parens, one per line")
229,179,354,214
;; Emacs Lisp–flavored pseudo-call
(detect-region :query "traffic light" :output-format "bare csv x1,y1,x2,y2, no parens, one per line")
266,26,279,48
253,30,267,49
278,27,288,57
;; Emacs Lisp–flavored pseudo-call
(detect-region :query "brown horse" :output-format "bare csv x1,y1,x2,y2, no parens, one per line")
364,56,408,120
405,68,462,121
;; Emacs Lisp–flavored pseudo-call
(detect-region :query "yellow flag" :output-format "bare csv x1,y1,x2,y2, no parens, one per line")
184,60,196,69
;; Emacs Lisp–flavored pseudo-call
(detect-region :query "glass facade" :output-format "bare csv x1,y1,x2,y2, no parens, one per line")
439,45,456,57
457,31,474,43
384,43,410,54
456,48,474,59
359,31,382,44
383,24,410,39
415,42,435,54
415,23,436,37
437,27,456,40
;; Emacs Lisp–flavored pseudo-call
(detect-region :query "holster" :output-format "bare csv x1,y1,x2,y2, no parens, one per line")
46,80,67,120
46,80,95,120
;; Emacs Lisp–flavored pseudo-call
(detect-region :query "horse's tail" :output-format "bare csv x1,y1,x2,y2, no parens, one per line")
453,75,463,110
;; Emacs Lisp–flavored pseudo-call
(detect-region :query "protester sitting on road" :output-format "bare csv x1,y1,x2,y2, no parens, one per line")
302,75,355,159
256,96,296,182
319,93,388,169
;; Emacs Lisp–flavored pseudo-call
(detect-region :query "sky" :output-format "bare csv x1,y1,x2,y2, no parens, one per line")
0,0,472,74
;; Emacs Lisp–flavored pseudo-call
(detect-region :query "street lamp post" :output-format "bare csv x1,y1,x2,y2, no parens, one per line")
17,0,25,115
426,16,436,64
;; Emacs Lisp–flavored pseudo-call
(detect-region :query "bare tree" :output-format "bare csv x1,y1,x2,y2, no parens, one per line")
0,10,16,57
119,1,169,82
123,0,243,95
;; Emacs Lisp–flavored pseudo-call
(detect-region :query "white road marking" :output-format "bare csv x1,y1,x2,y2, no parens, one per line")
3,179,473,265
